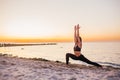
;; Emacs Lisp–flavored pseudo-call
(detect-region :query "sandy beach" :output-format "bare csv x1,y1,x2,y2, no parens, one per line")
0,54,120,80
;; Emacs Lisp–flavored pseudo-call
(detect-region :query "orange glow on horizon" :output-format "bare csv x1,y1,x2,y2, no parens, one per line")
0,36,73,43
82,34,120,42
0,35,120,43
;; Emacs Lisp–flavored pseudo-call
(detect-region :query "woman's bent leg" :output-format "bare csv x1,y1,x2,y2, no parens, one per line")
66,53,79,65
78,54,102,67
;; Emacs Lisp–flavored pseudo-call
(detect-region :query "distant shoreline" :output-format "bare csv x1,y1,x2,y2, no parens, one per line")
0,43,57,47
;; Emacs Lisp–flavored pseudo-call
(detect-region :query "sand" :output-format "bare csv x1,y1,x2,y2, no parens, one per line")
0,54,120,80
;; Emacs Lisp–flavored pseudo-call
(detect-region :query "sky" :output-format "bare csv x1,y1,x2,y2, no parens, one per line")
0,0,120,42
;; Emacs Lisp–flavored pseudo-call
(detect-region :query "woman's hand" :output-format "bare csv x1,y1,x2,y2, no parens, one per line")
74,25,76,30
77,24,80,29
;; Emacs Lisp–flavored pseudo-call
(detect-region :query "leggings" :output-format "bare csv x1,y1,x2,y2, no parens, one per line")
66,53,102,67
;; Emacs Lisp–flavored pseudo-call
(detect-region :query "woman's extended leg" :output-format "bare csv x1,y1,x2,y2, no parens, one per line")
66,53,102,67
78,54,102,67
66,53,79,65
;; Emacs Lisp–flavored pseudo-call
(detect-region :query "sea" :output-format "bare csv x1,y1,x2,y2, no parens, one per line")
0,42,120,68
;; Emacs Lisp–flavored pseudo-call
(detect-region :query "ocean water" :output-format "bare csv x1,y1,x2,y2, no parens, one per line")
0,42,120,68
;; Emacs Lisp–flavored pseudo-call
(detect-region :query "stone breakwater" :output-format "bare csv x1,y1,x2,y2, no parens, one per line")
0,43,57,47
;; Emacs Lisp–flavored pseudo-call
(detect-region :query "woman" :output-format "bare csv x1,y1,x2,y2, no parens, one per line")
66,24,102,67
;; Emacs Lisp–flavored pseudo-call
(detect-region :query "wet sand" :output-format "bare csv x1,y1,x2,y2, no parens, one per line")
0,54,120,80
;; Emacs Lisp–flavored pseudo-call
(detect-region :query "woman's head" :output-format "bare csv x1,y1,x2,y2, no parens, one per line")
76,37,82,43
79,37,82,42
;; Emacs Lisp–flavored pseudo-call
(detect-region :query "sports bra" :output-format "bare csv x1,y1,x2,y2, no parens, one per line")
74,45,81,51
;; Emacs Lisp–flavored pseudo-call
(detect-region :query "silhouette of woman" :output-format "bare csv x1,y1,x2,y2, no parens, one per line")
66,24,102,67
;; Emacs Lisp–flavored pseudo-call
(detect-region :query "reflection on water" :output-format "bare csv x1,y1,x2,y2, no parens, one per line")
0,42,120,67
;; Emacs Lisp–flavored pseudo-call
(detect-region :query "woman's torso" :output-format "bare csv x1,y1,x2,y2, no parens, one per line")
74,42,82,57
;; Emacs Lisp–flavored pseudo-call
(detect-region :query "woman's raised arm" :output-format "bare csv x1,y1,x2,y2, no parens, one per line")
76,24,80,38
77,24,82,45
74,25,77,43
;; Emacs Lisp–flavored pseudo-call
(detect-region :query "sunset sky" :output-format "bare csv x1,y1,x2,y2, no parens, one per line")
0,0,120,42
